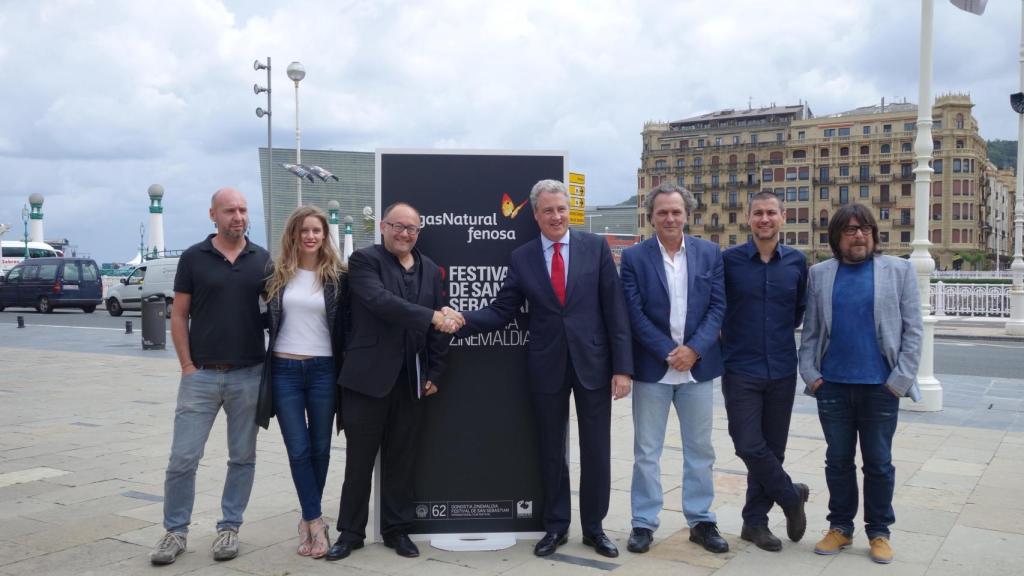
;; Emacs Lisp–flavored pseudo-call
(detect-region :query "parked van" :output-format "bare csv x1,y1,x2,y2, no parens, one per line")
1,241,60,277
0,257,103,313
105,257,179,316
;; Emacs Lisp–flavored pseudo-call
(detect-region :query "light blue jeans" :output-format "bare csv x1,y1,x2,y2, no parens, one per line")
162,364,262,534
631,379,717,530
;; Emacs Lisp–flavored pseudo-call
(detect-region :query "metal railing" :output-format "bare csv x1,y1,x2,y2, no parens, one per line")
931,270,1013,280
930,282,1010,317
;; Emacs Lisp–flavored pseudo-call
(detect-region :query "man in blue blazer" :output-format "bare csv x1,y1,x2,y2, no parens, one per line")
620,183,728,555
458,179,633,558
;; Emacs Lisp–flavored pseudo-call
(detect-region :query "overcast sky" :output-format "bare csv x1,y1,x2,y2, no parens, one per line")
0,0,1019,262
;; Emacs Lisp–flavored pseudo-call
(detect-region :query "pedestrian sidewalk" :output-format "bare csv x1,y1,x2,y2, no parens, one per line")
0,338,1021,575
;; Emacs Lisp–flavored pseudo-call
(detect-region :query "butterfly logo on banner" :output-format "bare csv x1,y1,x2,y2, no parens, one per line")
501,193,529,219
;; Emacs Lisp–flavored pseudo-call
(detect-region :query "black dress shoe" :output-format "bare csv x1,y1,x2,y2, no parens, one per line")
582,532,619,558
324,537,363,561
627,527,653,553
783,483,810,542
533,531,568,557
382,533,419,558
689,522,729,553
740,524,782,552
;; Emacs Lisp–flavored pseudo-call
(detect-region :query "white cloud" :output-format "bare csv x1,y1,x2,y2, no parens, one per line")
0,0,1018,262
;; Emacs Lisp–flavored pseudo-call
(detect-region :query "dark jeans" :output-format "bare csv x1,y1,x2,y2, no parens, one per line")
815,382,899,538
271,356,336,521
336,375,423,542
722,372,799,526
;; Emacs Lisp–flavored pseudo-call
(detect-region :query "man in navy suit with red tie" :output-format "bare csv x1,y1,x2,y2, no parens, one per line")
457,179,633,558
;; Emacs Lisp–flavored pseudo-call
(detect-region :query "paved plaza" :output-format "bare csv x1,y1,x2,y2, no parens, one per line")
0,322,1022,576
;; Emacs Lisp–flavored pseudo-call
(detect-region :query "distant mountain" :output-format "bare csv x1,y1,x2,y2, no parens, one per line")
618,195,638,206
988,140,1017,170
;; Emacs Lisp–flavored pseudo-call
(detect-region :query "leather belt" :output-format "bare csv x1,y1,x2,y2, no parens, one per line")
196,363,238,371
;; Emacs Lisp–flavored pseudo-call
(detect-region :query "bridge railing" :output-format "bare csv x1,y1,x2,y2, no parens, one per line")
929,282,1010,317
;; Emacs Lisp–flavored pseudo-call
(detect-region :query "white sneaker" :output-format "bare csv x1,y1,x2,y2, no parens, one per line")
150,531,187,565
212,528,239,561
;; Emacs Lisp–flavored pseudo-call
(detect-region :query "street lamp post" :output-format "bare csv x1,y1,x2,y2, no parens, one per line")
254,58,273,251
907,0,942,412
21,204,29,260
139,223,146,263
1007,0,1024,335
286,61,306,207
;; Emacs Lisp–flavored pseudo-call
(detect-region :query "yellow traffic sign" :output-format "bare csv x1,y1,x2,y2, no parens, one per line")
569,211,585,226
569,172,585,185
569,183,585,198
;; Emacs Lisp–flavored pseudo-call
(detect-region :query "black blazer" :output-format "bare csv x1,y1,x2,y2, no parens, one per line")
338,244,449,398
256,271,349,430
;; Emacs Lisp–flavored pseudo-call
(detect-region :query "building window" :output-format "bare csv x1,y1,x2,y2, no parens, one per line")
798,131,805,140
655,160,667,169
840,186,849,204
819,166,829,181
793,149,807,159
694,174,702,185
839,164,850,177
952,229,961,243
880,163,891,174
776,132,784,142
932,181,942,196
733,135,741,144
728,173,737,183
698,138,705,148
693,213,702,225
840,147,849,156
902,183,912,196
883,124,892,133
786,167,797,181
786,187,797,202
932,203,942,220
880,144,891,154
677,175,685,186
931,229,942,244
901,142,912,152
860,185,869,198
901,208,911,224
879,207,890,220
956,139,965,149
712,174,720,187
859,164,870,179
901,163,913,178
820,233,829,244
824,128,836,137
838,127,850,137
751,134,759,144
820,148,829,157
711,191,719,204
715,137,722,146
729,235,737,246
934,139,942,150
798,207,809,223
860,145,870,155
955,113,964,129
934,159,942,174
711,234,720,244
901,231,911,243
819,187,829,200
880,231,889,244
798,231,809,245
694,157,703,167
786,208,796,224
799,186,809,201
953,159,962,173
762,168,773,182
819,209,829,226
903,122,915,131
799,166,809,180
863,125,871,135
728,212,737,224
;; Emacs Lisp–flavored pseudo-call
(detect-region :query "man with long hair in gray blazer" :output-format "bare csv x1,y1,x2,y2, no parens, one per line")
798,203,922,565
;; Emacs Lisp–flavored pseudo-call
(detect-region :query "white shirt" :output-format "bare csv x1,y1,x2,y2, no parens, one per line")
273,269,332,357
540,229,570,289
658,239,695,384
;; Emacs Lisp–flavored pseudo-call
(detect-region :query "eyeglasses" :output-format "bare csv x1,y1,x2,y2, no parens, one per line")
383,221,422,236
841,225,874,237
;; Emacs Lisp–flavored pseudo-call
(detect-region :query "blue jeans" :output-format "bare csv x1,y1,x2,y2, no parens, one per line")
815,382,899,538
631,379,716,530
272,356,336,521
163,364,262,534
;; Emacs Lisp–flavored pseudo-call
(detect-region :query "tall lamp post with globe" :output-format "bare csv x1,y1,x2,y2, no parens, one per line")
286,61,306,207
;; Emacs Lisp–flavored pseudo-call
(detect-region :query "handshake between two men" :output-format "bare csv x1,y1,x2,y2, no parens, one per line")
430,306,466,335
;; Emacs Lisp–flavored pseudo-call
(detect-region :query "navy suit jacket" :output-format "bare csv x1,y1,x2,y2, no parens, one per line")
462,230,633,394
619,236,725,384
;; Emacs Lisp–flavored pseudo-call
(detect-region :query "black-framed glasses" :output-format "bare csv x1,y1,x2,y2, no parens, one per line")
383,221,422,236
841,225,874,237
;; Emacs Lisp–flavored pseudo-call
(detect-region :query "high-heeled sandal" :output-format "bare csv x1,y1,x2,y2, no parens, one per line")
297,518,312,556
309,517,331,559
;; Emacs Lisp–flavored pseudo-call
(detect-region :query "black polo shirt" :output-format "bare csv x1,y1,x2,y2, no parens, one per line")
174,234,270,366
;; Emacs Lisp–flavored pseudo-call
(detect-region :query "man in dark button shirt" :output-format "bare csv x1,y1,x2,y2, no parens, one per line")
150,188,271,566
798,203,922,564
721,191,809,553
325,202,455,561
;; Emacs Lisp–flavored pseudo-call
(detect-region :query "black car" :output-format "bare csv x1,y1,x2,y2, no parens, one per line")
0,257,103,313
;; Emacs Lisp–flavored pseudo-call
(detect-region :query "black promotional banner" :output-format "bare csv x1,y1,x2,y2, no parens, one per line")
377,150,565,536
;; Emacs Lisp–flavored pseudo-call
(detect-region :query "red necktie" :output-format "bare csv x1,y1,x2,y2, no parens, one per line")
551,242,566,306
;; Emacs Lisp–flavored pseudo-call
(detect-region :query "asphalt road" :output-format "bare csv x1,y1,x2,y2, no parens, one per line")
1,308,1020,380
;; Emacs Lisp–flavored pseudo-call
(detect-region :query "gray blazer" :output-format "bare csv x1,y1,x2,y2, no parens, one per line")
798,255,923,400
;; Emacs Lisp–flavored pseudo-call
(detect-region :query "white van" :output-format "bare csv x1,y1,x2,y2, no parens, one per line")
105,257,179,316
1,241,60,277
